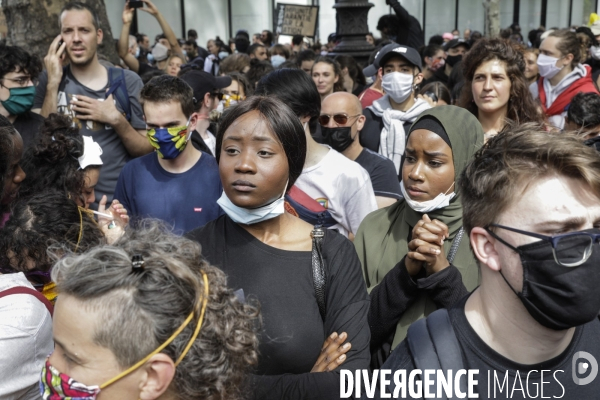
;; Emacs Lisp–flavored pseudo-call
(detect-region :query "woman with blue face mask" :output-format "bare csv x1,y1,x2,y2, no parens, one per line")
355,105,485,367
186,96,371,399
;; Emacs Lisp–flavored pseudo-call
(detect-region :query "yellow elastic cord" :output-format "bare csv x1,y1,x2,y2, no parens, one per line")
74,206,83,252
99,271,210,389
175,272,209,366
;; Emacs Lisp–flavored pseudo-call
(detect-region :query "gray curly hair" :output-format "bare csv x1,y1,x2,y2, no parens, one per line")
51,220,259,399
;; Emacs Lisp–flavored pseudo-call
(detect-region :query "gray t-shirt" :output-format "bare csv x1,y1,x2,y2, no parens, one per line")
34,66,146,203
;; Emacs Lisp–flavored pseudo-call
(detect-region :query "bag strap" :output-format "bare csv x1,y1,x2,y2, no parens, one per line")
57,65,70,94
0,286,54,316
447,227,464,264
105,67,131,121
407,309,467,399
311,225,327,321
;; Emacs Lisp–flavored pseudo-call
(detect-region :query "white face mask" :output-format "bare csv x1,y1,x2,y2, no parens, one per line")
382,72,414,103
401,181,456,213
217,181,288,225
591,46,600,60
271,55,286,67
537,53,564,79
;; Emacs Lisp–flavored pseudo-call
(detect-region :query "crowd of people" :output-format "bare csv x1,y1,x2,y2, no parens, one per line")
2,0,600,398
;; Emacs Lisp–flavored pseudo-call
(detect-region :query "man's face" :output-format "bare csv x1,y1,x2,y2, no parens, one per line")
447,45,468,57
129,42,138,56
252,46,267,61
144,100,196,133
489,175,600,292
260,31,269,43
183,44,197,59
158,38,171,51
0,67,34,103
141,36,150,50
382,55,415,76
60,9,102,66
320,93,365,147
301,60,314,74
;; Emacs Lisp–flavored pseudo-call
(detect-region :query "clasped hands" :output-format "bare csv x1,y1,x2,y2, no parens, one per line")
405,214,451,277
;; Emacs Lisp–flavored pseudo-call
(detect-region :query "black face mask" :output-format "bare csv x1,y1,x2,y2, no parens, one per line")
446,54,462,67
497,229,600,330
321,126,356,153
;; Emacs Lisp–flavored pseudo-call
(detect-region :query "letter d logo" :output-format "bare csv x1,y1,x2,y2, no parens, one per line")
572,351,598,385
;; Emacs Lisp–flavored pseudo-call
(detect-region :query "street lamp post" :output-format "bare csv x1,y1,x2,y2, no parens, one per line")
327,0,375,65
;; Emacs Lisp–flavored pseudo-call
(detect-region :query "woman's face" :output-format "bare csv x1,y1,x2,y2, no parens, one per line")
472,59,511,115
426,49,446,71
48,295,149,398
219,110,289,209
222,80,245,99
79,167,100,209
523,52,539,80
402,129,455,201
312,62,338,97
2,133,25,206
167,56,183,77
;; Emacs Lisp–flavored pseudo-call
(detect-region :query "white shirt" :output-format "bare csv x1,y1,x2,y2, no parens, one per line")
0,273,53,400
294,147,377,237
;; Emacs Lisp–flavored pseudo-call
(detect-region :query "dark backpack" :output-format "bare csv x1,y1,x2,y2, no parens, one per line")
58,66,132,121
406,309,471,400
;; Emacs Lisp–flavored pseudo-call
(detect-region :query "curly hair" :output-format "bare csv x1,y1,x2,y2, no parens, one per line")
0,115,18,204
0,44,42,81
245,59,275,89
19,114,100,206
312,56,345,93
0,189,104,276
458,38,543,126
51,220,259,400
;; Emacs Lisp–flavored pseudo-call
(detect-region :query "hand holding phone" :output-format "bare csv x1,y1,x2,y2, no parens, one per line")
128,0,144,8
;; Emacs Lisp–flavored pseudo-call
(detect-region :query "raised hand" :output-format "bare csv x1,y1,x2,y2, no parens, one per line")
45,35,67,86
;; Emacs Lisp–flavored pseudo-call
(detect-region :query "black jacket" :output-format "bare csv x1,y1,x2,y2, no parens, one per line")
389,0,424,50
361,107,412,157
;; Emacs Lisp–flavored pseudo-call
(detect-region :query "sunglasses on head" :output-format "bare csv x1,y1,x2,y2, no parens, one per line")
318,113,361,126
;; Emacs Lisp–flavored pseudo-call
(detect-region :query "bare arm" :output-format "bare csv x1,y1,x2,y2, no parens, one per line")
118,3,140,73
111,115,154,157
139,0,186,61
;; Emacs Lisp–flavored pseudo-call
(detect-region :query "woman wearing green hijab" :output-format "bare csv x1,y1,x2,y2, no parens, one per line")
354,105,484,367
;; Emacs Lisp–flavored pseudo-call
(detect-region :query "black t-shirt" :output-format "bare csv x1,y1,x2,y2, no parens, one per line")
186,215,371,399
13,111,45,149
137,62,157,77
372,294,600,399
354,148,402,199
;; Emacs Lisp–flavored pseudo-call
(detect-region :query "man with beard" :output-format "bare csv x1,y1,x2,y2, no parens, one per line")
33,2,150,206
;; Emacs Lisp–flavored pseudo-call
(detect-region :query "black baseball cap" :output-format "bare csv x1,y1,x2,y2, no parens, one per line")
444,38,471,52
179,70,232,102
363,43,422,76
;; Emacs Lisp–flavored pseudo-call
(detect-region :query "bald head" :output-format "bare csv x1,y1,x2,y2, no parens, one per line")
322,91,362,116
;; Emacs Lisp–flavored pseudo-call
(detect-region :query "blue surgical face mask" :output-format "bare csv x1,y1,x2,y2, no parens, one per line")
271,55,286,67
218,51,229,60
217,182,288,225
147,52,155,63
135,47,140,59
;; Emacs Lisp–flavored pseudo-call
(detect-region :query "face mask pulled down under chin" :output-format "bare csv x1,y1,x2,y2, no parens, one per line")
401,181,456,213
217,186,287,225
382,72,414,104
500,230,600,330
321,126,355,153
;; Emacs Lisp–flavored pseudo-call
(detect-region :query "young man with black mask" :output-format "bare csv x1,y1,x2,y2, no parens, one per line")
444,38,470,91
321,91,401,209
0,45,45,149
370,126,600,399
361,43,431,175
113,75,222,234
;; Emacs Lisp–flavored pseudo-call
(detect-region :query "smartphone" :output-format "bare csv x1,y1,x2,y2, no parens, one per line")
57,40,64,52
129,0,144,8
423,91,438,103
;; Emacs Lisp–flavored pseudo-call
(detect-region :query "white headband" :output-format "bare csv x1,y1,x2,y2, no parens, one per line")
78,136,103,170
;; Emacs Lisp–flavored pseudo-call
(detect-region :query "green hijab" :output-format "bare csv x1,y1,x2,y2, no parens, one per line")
354,105,484,348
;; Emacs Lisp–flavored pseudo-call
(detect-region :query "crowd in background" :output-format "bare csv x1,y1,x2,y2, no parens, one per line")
2,0,600,398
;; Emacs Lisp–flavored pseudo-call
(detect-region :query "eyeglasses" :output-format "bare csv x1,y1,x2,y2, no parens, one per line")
211,92,224,101
318,113,361,126
1,76,35,87
486,224,600,267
